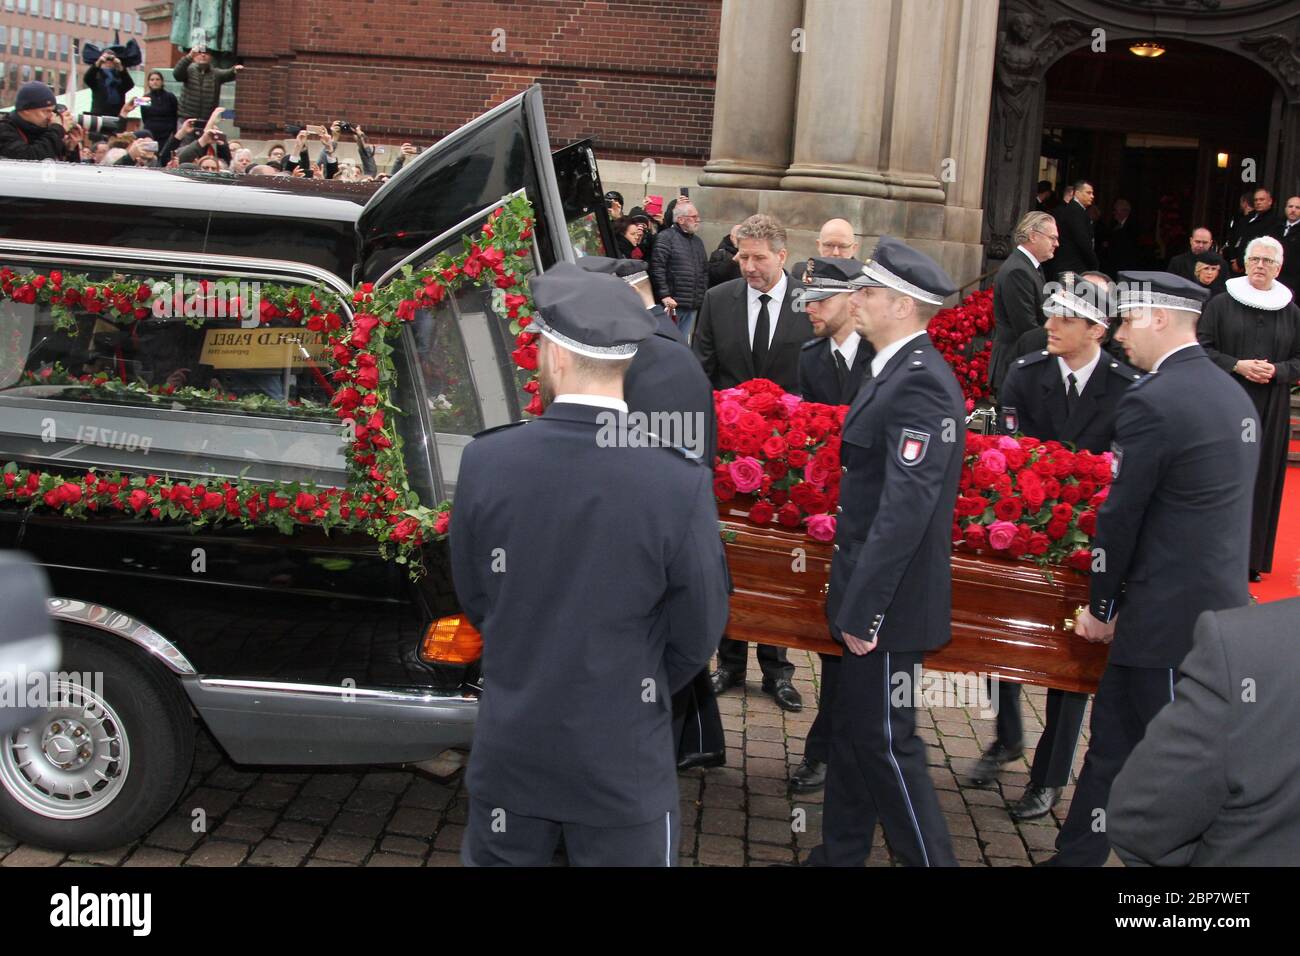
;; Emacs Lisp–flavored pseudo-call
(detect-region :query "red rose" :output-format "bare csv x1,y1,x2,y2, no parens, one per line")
349,313,382,349
747,501,774,525
993,497,1023,522
434,511,451,535
390,517,421,544
963,524,987,549
1051,503,1074,522
777,502,802,528
355,366,380,390
763,458,789,480
511,344,538,371
128,489,151,512
295,493,318,511
1046,518,1070,540
1059,483,1081,505
267,493,289,509
1077,509,1097,536
786,449,810,469
1027,532,1050,556
201,492,224,510
761,435,787,459
714,476,736,500
1067,549,1093,572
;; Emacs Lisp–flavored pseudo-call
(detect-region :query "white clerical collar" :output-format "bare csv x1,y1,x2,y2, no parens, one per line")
870,328,929,379
1152,342,1199,372
1057,348,1101,394
553,394,629,413
1016,245,1041,269
1226,275,1294,311
830,332,861,370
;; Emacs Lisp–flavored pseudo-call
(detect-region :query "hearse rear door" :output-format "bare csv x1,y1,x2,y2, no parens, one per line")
354,84,574,286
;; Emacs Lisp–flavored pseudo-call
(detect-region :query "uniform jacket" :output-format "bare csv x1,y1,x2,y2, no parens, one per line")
692,274,811,392
988,247,1046,390
1089,346,1258,668
1050,200,1099,277
449,401,730,826
828,337,966,651
997,348,1142,453
1109,598,1300,866
624,306,718,466
649,224,709,311
798,335,872,407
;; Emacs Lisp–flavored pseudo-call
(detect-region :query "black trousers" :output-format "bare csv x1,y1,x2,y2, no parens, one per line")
1050,663,1176,866
992,680,1089,788
813,649,956,867
461,797,679,867
717,635,793,683
803,652,840,764
672,668,725,759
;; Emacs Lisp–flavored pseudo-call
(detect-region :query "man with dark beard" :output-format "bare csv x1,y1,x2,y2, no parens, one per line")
1198,235,1300,583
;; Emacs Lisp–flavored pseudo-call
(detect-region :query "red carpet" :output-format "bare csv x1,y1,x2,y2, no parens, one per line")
1252,461,1300,604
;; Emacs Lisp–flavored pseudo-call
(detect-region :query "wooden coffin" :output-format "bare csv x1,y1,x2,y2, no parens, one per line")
719,499,1108,694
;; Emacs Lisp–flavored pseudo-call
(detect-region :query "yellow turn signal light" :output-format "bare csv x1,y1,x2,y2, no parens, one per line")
420,615,483,664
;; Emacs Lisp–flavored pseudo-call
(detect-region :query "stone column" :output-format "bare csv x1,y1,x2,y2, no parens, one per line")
698,0,804,189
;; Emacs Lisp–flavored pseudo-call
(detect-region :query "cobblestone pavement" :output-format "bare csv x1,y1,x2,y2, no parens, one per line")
0,652,1118,867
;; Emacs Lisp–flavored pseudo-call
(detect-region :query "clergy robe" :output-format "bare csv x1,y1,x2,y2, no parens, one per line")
1198,278,1300,572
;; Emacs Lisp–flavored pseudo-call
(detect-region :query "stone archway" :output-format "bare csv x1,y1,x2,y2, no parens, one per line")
982,0,1300,263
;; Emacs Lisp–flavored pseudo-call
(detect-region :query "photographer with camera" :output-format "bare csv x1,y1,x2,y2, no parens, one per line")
0,82,83,161
173,108,232,168
323,121,377,178
173,45,243,123
84,50,135,117
389,141,420,175
283,125,339,179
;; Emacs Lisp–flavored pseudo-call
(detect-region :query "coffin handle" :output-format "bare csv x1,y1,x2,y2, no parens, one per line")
1063,604,1086,632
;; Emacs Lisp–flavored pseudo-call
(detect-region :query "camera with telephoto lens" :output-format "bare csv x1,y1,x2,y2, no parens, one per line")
79,114,123,135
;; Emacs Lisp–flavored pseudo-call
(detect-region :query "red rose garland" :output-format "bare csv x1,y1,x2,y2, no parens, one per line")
927,287,993,413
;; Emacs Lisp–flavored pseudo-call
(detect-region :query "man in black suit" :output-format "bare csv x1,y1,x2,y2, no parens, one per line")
786,255,876,794
1229,188,1280,273
694,213,812,711
1049,178,1099,280
1044,272,1259,866
1099,198,1139,274
988,211,1056,390
579,256,724,771
450,264,730,866
975,277,1141,820
1108,598,1300,866
804,237,964,867
1167,226,1215,281
1277,195,1300,297
693,213,811,394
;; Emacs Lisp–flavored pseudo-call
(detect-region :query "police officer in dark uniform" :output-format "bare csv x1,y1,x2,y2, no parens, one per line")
579,255,724,770
450,263,731,866
805,238,964,867
786,256,875,793
1044,272,1259,866
972,277,1142,820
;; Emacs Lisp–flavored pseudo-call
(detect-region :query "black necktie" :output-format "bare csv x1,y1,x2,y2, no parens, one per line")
1066,372,1079,414
752,293,771,373
834,350,849,400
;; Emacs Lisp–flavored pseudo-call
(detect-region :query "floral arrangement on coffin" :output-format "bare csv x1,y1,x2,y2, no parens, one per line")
927,287,993,412
954,433,1114,571
712,379,846,542
0,195,540,576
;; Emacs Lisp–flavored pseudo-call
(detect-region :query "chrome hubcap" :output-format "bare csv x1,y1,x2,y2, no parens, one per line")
0,679,130,819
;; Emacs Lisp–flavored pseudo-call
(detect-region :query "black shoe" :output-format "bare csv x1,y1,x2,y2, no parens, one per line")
1008,783,1061,821
968,741,1024,785
789,757,826,793
677,750,726,772
762,677,803,712
709,668,745,696
1249,569,1263,583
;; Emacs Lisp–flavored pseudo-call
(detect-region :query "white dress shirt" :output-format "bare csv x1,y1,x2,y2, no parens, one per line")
870,328,930,379
553,394,629,413
746,272,788,350
830,332,863,371
1058,348,1101,395
1016,245,1041,270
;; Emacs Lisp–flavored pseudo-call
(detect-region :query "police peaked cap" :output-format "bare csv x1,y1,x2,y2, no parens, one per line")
527,262,656,360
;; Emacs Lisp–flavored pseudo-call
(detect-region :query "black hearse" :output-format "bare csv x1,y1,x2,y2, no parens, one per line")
0,87,615,849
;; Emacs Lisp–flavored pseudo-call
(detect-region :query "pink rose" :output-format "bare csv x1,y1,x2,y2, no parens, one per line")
986,519,1018,550
717,400,744,427
806,514,836,542
978,449,1008,474
728,457,764,494
806,457,833,488
778,393,803,415
995,435,1021,452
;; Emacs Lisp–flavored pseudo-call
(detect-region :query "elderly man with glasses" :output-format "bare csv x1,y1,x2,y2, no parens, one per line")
649,201,709,344
988,211,1057,392
1198,235,1300,584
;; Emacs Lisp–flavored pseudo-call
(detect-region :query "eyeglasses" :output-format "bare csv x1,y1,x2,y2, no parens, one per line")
1246,256,1280,266
820,242,856,252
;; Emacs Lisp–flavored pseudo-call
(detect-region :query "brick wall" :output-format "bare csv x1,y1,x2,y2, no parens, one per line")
234,0,721,163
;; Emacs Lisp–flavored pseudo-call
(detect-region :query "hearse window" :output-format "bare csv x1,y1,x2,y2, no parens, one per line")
0,264,353,487
568,214,605,258
395,215,538,496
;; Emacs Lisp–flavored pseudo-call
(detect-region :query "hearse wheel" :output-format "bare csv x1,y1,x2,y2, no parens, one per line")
0,628,195,852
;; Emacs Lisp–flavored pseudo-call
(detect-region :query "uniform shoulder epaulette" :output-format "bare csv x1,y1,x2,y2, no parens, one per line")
1014,349,1053,368
906,345,935,371
801,336,824,351
1104,357,1143,382
472,419,529,439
